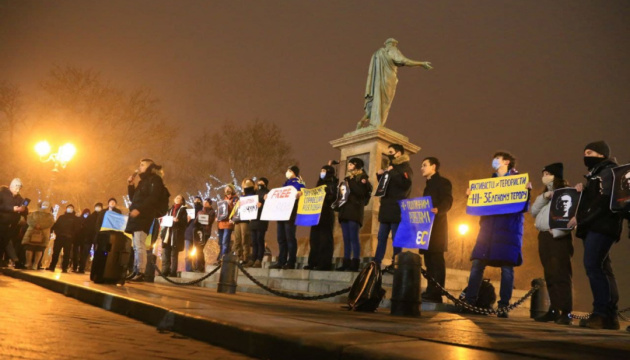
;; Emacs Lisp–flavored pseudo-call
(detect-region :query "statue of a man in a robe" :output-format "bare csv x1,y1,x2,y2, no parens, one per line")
357,38,432,129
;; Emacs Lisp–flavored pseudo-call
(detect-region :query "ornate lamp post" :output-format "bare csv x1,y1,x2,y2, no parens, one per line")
35,141,76,200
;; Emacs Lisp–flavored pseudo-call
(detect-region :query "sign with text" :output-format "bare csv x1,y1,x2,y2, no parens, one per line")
238,195,260,221
549,188,581,230
611,164,630,213
393,196,435,250
296,185,326,226
466,174,530,216
260,186,298,221
198,214,210,225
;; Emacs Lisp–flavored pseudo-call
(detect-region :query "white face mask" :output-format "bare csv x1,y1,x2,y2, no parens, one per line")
492,158,502,171
320,171,326,179
542,175,554,186
66,208,74,213
286,171,293,179
41,206,48,210
95,207,102,212
83,214,88,218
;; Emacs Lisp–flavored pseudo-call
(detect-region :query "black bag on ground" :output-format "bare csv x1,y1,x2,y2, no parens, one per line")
345,261,385,312
460,279,496,309
90,231,131,285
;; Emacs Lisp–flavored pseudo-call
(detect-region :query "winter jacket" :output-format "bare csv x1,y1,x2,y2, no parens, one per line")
283,177,306,222
82,210,101,245
51,212,82,240
232,187,257,224
421,172,453,253
338,170,369,226
21,210,55,247
377,154,413,223
314,175,339,226
185,203,203,240
218,195,238,230
196,205,216,237
576,159,623,240
160,204,188,251
249,187,270,231
125,165,169,233
531,193,571,238
470,169,528,267
0,186,24,225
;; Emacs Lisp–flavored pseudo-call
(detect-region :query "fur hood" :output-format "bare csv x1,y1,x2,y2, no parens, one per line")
389,153,410,166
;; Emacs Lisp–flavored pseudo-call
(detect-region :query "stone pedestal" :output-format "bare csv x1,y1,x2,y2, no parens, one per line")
330,126,420,264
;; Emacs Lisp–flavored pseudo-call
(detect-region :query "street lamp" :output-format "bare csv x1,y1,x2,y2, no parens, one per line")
35,140,77,199
457,223,470,270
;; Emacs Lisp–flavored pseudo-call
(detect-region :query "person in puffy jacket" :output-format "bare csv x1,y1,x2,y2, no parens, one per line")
21,201,55,270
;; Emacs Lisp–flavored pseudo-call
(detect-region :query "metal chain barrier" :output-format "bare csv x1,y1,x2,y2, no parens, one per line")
153,259,223,286
570,306,630,321
237,263,351,300
420,268,539,315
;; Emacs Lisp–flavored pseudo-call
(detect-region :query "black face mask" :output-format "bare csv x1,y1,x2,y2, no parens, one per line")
258,184,265,189
384,153,395,161
584,156,605,169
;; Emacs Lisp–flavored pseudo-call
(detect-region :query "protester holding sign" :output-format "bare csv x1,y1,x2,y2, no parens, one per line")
304,164,338,271
462,151,530,318
336,158,370,272
568,141,623,330
374,144,413,272
250,177,269,268
184,197,204,272
419,157,453,303
530,162,573,325
232,179,256,266
217,185,238,263
160,195,188,277
270,166,305,270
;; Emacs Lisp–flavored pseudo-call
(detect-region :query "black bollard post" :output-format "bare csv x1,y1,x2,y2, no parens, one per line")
144,251,156,283
530,278,550,319
390,251,422,317
217,254,238,294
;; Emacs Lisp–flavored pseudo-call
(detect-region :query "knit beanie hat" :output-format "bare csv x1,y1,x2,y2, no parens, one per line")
288,165,300,177
348,158,364,169
584,141,610,159
542,163,563,179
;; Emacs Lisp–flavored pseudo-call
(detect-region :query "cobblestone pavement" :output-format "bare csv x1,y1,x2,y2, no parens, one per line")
0,274,256,360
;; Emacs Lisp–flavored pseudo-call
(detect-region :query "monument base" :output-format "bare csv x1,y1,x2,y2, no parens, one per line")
330,126,420,263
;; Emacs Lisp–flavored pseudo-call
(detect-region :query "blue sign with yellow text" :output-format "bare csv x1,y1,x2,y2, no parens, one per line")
393,196,435,250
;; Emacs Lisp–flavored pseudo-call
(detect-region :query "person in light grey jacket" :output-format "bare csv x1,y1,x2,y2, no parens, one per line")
530,163,573,325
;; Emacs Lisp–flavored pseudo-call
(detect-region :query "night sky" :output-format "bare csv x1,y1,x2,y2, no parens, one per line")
1,0,629,309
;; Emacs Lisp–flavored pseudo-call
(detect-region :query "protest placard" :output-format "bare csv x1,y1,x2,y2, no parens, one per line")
238,195,260,221
260,186,298,221
296,185,327,226
217,200,229,221
466,173,530,216
611,164,630,213
393,196,435,250
374,171,390,197
549,187,581,230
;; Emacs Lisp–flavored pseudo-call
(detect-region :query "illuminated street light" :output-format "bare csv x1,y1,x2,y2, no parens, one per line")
458,223,470,236
35,141,52,157
36,140,77,199
58,143,77,164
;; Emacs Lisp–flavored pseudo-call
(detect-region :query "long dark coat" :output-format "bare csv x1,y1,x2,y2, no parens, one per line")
421,172,453,253
338,171,370,226
160,204,188,252
125,166,168,233
377,155,413,223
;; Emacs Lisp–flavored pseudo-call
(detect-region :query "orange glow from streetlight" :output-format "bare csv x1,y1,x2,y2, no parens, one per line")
35,141,51,157
458,224,470,235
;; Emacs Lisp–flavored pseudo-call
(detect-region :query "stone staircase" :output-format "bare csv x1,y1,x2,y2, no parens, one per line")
155,261,533,317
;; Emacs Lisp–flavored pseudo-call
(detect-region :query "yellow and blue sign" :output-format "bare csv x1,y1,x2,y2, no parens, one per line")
295,185,327,226
393,196,435,250
466,173,530,216
100,210,133,240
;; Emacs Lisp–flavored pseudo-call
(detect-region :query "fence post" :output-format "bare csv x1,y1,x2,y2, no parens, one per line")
390,251,422,317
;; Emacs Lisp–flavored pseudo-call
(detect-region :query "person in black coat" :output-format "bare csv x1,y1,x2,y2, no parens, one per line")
184,196,204,272
48,204,81,273
373,144,413,271
77,202,103,273
250,177,270,268
160,194,188,277
335,158,370,272
0,179,27,267
305,164,339,271
419,157,453,303
125,159,169,282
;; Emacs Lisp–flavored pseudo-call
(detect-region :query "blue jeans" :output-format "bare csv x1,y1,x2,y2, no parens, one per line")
217,228,232,260
277,221,297,266
374,222,401,265
340,221,361,259
583,231,618,317
465,259,514,307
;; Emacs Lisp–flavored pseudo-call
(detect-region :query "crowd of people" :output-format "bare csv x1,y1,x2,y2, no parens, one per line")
1,141,628,331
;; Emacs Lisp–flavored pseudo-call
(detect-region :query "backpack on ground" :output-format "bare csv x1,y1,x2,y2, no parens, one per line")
345,261,385,312
460,279,497,309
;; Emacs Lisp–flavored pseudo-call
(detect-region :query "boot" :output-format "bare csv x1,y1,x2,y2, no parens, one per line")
534,309,560,322
555,312,572,325
349,258,360,272
336,258,351,271
252,260,262,268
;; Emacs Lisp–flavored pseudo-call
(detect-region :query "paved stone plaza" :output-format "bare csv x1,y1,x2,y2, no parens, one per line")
2,268,629,360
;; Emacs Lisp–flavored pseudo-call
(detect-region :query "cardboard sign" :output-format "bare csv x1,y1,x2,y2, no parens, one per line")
260,186,298,221
611,164,630,213
198,214,210,225
549,188,581,230
186,208,195,219
393,196,435,250
160,215,173,228
466,173,530,216
296,185,326,226
238,195,259,221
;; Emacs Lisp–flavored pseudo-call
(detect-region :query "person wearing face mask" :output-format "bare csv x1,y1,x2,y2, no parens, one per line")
77,202,103,274
0,178,27,268
567,141,623,330
185,196,205,272
270,166,305,269
249,177,269,268
462,151,530,318
217,184,239,263
159,195,188,277
70,208,91,273
191,198,216,272
21,201,55,270
304,163,339,271
232,179,256,266
530,163,573,325
48,204,82,273
374,144,413,272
